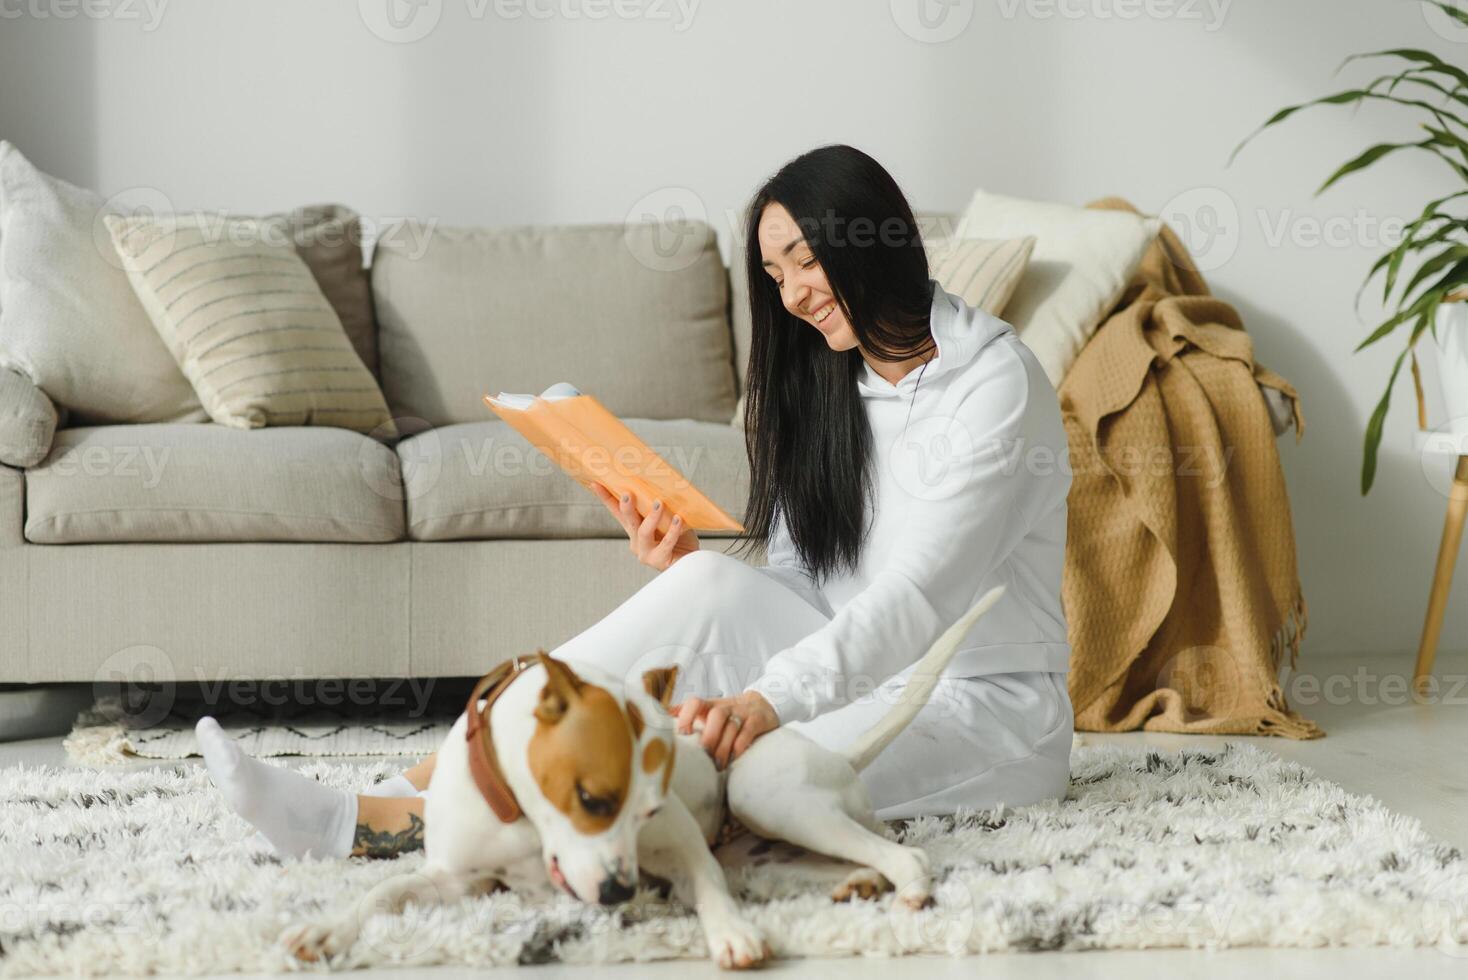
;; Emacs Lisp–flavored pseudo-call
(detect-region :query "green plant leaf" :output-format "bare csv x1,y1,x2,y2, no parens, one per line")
1410,288,1450,347
1343,48,1468,91
1378,221,1462,304
1388,71,1468,113
1233,89,1468,170
1361,347,1409,494
1355,286,1455,352
1366,192,1468,302
1423,124,1468,169
1230,89,1372,164
1402,246,1468,303
1375,94,1468,132
1317,139,1434,193
1419,140,1468,183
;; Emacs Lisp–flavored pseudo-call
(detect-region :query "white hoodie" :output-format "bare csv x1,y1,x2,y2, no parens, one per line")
746,282,1072,725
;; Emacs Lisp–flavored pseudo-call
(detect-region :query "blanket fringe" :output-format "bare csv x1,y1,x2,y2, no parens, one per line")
1258,592,1323,739
62,723,138,766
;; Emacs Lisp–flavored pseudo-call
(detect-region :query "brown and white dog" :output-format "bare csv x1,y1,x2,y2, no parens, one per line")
282,586,1004,969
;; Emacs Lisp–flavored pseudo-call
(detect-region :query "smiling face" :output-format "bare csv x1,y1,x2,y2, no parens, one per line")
519,655,676,906
758,202,859,352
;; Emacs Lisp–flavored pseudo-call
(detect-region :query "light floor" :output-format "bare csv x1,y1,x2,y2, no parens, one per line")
3,650,1466,979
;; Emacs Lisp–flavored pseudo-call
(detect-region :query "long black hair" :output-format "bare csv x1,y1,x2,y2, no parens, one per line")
737,145,935,584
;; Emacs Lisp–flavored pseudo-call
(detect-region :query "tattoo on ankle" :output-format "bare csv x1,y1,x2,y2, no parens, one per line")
353,812,425,858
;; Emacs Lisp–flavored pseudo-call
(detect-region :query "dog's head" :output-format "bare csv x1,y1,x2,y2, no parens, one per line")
506,652,679,905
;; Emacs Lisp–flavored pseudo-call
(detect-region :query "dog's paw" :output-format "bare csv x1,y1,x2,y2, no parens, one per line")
891,847,933,910
705,915,770,970
280,920,357,963
831,867,892,902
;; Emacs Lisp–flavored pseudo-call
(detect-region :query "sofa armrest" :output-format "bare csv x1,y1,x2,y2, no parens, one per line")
0,463,24,678
0,368,59,467
0,462,21,547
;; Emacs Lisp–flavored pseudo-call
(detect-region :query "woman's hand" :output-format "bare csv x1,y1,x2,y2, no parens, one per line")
673,691,779,769
591,483,700,571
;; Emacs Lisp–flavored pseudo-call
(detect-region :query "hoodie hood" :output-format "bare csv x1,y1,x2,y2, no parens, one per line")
856,280,1015,399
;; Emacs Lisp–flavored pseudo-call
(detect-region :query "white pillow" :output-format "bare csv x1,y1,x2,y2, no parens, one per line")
955,189,1160,387
0,142,203,423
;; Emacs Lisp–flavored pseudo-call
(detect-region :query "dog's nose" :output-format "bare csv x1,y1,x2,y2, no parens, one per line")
597,875,636,906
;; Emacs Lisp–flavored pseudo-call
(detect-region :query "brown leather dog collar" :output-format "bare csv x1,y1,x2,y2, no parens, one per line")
464,654,537,823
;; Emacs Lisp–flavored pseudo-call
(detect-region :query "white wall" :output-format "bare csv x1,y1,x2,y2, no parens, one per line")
1,0,1464,658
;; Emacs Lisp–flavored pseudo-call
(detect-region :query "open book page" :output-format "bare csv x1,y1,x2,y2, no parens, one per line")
483,386,744,534
485,382,583,410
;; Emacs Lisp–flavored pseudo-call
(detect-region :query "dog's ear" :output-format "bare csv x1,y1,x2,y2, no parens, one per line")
534,650,582,725
641,666,679,709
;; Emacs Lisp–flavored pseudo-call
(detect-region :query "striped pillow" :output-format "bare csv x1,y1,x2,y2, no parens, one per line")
104,214,395,437
926,235,1036,315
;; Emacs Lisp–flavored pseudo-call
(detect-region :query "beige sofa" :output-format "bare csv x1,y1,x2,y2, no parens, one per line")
0,211,1294,687
2,220,760,683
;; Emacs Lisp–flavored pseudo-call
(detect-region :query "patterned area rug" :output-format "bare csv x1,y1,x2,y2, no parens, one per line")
2,743,1466,975
63,689,459,765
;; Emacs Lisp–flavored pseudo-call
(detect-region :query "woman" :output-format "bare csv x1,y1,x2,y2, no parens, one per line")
196,144,1074,861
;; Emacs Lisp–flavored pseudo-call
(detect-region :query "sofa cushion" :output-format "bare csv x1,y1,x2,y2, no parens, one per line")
25,425,405,543
0,366,58,467
372,221,738,428
284,204,380,379
399,418,748,541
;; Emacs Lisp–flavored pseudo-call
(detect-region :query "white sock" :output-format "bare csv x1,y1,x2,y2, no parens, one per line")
196,717,358,860
363,774,419,799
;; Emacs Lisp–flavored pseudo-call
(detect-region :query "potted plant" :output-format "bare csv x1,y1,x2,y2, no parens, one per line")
1232,1,1468,492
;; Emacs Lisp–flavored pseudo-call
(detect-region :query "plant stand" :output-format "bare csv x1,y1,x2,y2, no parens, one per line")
1413,451,1468,693
1412,294,1468,693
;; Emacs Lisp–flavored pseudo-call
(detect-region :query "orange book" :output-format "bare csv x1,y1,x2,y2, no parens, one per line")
483,383,745,535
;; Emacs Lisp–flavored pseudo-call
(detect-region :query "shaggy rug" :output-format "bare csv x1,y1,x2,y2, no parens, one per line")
64,694,456,766
1,743,1465,975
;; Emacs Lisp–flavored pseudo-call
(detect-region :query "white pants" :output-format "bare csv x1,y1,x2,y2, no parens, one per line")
551,550,1072,820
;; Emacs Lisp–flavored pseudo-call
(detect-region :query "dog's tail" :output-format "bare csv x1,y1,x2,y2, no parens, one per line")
841,585,1006,774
